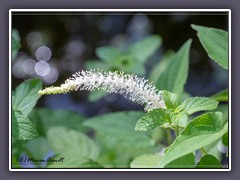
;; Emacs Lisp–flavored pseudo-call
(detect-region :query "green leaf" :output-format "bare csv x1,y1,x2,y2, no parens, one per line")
196,154,222,168
191,24,228,69
47,151,102,168
135,109,172,131
176,97,219,115
114,54,146,75
216,104,228,124
83,111,155,148
222,132,228,147
12,110,38,140
96,46,121,63
47,127,99,161
130,154,162,168
162,90,180,109
210,89,228,102
96,132,163,168
12,29,21,61
24,137,53,163
156,40,192,95
165,153,195,168
85,60,109,71
172,113,188,128
149,50,174,83
88,91,108,102
12,78,42,117
29,108,86,136
129,35,162,63
157,112,228,167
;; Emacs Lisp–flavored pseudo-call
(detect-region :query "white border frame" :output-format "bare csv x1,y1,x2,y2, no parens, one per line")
9,9,231,172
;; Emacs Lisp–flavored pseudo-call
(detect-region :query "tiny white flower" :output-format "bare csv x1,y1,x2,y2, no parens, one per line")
38,69,166,112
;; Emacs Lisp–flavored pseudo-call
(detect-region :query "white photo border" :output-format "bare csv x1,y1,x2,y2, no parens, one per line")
9,9,231,172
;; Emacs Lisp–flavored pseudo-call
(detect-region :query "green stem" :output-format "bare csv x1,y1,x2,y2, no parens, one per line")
176,126,179,137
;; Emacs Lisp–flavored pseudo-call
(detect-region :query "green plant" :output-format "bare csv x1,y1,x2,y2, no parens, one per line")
11,24,229,169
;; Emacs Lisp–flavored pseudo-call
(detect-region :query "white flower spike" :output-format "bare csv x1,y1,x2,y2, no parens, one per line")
38,69,166,112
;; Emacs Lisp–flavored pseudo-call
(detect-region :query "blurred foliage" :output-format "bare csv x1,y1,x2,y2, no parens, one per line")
12,29,21,61
86,35,162,102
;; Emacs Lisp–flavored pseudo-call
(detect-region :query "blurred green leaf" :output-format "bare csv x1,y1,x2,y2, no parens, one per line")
176,97,219,115
115,54,146,75
24,137,53,163
29,108,86,136
88,91,108,102
129,35,162,63
191,24,228,69
12,110,38,140
156,40,192,95
97,132,163,168
12,78,42,117
216,104,228,124
96,46,121,63
196,154,222,168
162,90,180,109
222,132,228,147
130,154,162,168
12,29,21,61
47,127,99,161
157,112,228,167
47,150,102,168
12,155,22,168
83,111,155,148
165,153,195,168
85,60,109,71
149,50,174,84
135,109,172,131
210,89,228,102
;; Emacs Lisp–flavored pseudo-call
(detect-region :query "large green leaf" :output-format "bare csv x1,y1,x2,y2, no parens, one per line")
156,40,191,95
47,127,99,161
129,35,162,63
176,97,219,115
12,78,42,117
96,46,121,63
157,112,228,167
12,29,21,61
135,109,172,131
130,154,162,168
191,24,228,69
165,153,195,168
83,111,155,148
12,110,38,140
196,154,222,168
29,108,86,136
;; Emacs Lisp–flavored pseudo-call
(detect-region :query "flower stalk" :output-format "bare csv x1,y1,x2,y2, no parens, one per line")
38,69,166,112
